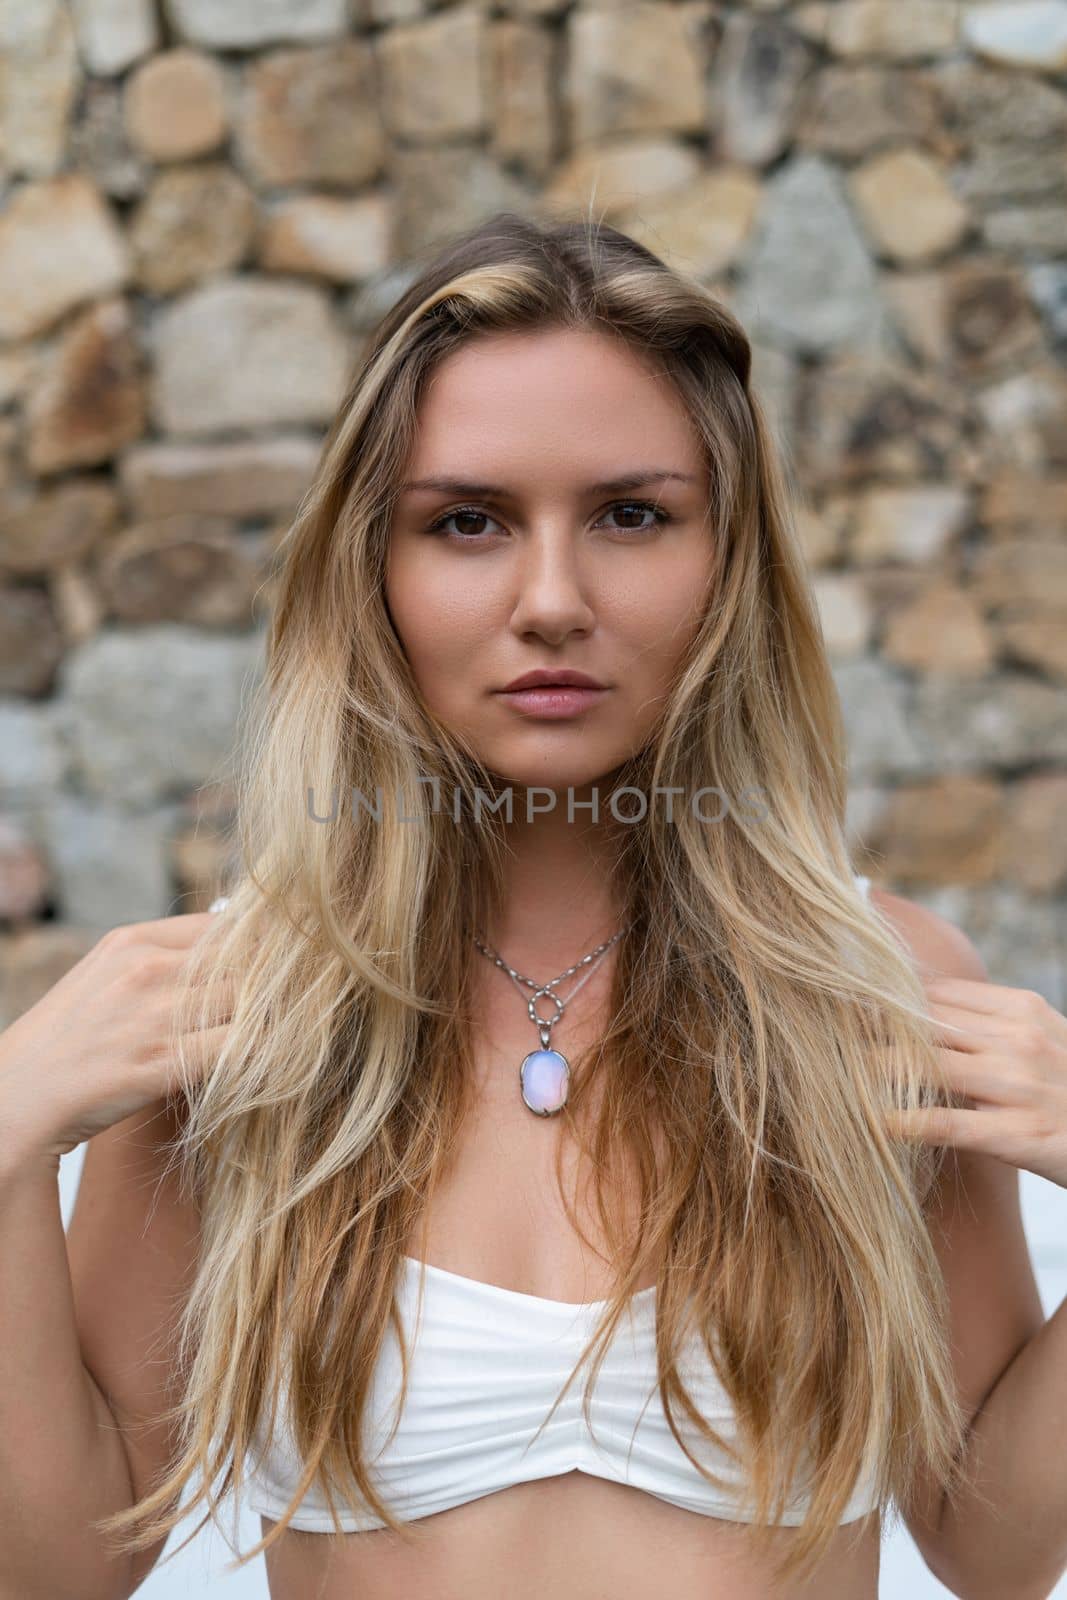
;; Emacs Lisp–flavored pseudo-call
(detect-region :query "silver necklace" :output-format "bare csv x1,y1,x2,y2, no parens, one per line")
472,926,628,1117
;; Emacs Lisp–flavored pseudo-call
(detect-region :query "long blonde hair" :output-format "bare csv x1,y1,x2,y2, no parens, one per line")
94,209,983,1589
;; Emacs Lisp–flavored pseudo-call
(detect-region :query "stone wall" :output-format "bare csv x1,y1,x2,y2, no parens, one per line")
1,0,1065,1024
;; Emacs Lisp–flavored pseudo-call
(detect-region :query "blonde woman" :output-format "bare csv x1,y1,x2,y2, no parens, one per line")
2,212,1065,1600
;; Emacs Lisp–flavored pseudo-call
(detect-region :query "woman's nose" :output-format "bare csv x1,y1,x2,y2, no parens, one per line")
507,528,597,642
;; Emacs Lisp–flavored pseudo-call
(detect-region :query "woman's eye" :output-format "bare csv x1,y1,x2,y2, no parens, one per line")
603,501,671,534
425,501,672,541
427,508,499,540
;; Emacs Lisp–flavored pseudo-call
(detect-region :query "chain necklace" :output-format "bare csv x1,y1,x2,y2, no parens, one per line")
472,925,628,1117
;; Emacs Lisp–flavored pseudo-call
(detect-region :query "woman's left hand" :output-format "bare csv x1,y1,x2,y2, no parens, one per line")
886,976,1067,1190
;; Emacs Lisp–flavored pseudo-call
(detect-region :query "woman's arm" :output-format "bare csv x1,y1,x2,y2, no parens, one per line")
877,891,1060,1600
0,1143,138,1600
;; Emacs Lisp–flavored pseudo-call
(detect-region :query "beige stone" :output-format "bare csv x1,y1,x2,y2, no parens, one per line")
969,538,1067,616
883,271,950,365
998,617,1067,680
567,2,710,143
0,927,99,1028
236,40,385,187
0,175,128,340
825,1,961,59
123,48,227,161
882,775,1004,884
259,192,391,282
796,502,846,567
0,480,117,575
25,298,147,476
851,484,971,563
128,164,257,295
812,572,873,656
798,66,943,158
850,147,969,263
0,817,49,923
118,436,320,520
883,582,993,673
980,474,1067,529
0,418,15,495
543,139,701,215
1006,774,1067,891
95,517,262,626
0,587,63,696
496,0,567,16
0,347,37,408
490,20,556,177
0,0,79,178
49,559,105,646
614,169,762,278
943,261,1041,372
361,0,424,22
379,8,487,142
171,823,234,907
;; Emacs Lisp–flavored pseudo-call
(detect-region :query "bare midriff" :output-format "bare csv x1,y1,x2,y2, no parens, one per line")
257,1003,883,1600
260,1479,881,1600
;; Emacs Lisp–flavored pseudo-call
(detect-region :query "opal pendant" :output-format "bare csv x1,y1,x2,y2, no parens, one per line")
519,1048,570,1117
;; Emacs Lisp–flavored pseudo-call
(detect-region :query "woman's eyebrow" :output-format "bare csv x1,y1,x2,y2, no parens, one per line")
397,470,699,498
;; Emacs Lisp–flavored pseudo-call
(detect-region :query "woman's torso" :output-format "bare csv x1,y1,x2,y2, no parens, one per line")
255,958,883,1600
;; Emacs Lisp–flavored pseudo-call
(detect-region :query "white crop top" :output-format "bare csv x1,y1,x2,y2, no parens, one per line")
214,875,883,1532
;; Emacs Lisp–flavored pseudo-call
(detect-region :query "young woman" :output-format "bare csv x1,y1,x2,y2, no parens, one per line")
2,212,1064,1600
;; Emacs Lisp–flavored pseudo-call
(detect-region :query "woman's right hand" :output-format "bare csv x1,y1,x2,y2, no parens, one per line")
0,909,236,1168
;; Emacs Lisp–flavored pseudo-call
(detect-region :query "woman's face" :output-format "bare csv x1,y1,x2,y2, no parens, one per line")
385,327,716,791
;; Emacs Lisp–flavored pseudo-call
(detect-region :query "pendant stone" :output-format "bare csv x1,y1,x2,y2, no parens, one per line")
519,1048,570,1117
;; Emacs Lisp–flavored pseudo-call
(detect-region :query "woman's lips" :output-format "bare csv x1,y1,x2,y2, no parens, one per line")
496,685,609,718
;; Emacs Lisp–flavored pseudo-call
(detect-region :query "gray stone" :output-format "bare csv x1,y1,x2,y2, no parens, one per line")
1028,264,1067,350
984,204,1067,255
389,147,534,259
713,13,814,166
55,623,265,806
961,1,1067,73
149,277,351,436
834,658,926,779
957,139,1067,205
38,790,175,929
797,355,966,483
66,80,148,200
0,699,71,795
913,672,1067,770
952,885,1065,1013
70,0,158,75
163,0,347,48
733,155,888,353
345,263,423,334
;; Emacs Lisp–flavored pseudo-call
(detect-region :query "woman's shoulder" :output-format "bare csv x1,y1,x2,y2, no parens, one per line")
863,883,989,985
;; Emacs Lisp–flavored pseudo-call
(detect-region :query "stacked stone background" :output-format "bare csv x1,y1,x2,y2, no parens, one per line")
0,0,1065,1028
